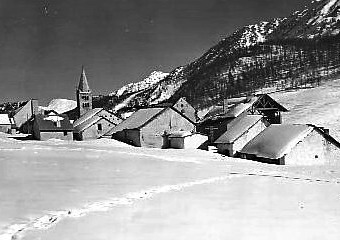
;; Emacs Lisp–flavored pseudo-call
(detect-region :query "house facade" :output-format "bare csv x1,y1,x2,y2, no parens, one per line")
172,97,197,122
214,115,266,156
239,124,340,165
33,113,74,140
73,108,122,140
109,107,196,148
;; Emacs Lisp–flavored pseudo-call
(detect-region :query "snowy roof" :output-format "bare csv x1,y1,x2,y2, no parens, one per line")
168,131,193,138
240,124,313,159
0,114,11,125
214,115,263,144
73,108,103,128
201,97,257,122
107,108,166,134
35,114,73,131
201,94,287,123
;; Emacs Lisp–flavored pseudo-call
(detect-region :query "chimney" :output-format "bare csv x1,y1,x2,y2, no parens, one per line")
223,99,229,114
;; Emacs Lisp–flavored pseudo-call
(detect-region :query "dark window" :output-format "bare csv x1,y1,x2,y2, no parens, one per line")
97,124,102,131
82,96,89,100
64,131,68,136
83,103,90,108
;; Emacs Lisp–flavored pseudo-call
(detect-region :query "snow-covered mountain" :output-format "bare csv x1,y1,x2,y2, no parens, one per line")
270,0,340,39
105,0,340,113
110,71,169,97
40,99,77,114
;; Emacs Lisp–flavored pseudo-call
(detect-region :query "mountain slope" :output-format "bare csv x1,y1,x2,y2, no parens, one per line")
107,0,340,113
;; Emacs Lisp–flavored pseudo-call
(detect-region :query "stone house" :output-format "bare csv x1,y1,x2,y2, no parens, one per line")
108,107,196,148
214,115,266,156
239,124,340,165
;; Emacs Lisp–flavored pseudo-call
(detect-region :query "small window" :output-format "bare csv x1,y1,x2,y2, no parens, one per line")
56,121,61,128
97,123,102,131
63,131,68,136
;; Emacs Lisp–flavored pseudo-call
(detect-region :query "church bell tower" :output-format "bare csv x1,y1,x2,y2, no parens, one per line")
76,66,92,118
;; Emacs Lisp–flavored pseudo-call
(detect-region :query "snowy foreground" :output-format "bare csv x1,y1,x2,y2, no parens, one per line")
1,80,340,240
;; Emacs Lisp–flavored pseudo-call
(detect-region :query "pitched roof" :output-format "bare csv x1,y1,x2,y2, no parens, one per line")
74,116,115,133
78,67,91,92
0,114,11,125
73,108,103,128
201,98,257,122
107,107,166,134
240,124,313,159
253,94,288,112
35,114,74,131
201,94,287,123
215,115,263,144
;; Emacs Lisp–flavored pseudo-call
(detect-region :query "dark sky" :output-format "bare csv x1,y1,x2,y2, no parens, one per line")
0,0,311,104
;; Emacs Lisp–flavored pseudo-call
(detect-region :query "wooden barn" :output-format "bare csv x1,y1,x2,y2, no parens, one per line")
167,131,208,150
108,107,196,148
73,108,122,140
33,113,74,140
0,114,11,133
214,115,266,156
197,94,287,143
239,124,340,165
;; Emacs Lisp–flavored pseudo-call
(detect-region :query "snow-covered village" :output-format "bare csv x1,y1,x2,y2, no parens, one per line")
2,0,340,239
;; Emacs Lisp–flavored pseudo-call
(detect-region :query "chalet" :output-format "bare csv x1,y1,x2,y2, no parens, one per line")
197,94,288,143
214,115,266,156
239,124,340,165
167,131,208,150
0,114,11,133
33,113,74,140
73,108,122,140
107,107,196,148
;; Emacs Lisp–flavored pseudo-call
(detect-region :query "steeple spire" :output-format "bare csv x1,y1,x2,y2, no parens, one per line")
76,66,93,118
78,66,91,92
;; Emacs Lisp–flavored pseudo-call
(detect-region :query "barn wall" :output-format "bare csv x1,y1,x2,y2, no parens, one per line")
13,100,39,129
140,108,195,148
216,143,233,156
173,98,196,122
82,118,116,140
0,125,11,133
169,138,185,149
285,130,333,165
125,129,141,147
33,120,41,140
197,119,231,143
40,131,73,141
233,120,267,156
